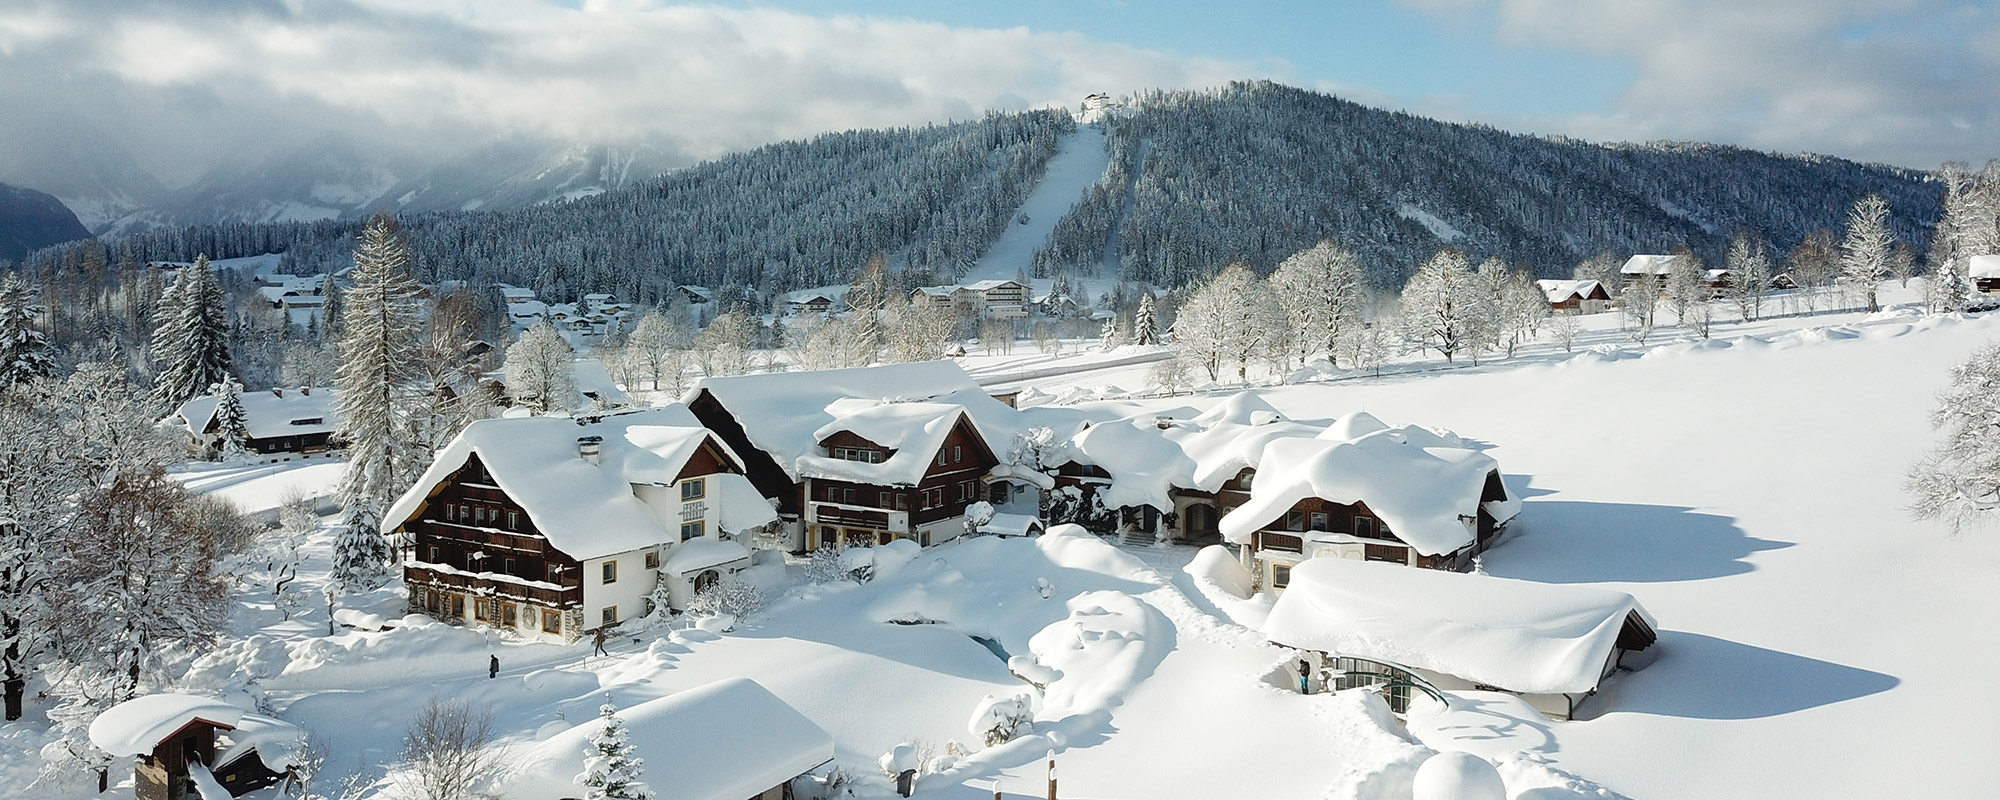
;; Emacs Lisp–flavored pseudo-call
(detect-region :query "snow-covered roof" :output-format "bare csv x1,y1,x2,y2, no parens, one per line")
1968,254,2000,279
679,284,715,299
963,279,1024,292
1218,421,1508,556
978,513,1045,537
1045,394,1345,512
688,361,1011,481
572,359,629,407
504,678,833,800
664,536,752,575
1264,558,1655,695
90,694,244,757
174,387,338,441
1536,279,1606,303
796,401,971,486
384,406,776,561
913,285,957,298
1620,254,1678,276
215,713,307,771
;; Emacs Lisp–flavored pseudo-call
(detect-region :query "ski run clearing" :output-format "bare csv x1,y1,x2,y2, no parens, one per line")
16,283,2000,800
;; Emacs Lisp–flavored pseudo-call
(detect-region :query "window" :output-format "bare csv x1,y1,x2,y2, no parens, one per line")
473,598,492,622
502,557,516,575
879,491,891,508
935,451,946,467
1285,510,1305,532
506,511,519,530
1355,517,1376,539
458,505,470,522
894,493,908,511
601,606,617,624
841,487,856,504
681,521,704,541
681,478,705,500
644,551,659,570
541,608,561,634
427,545,440,563
1309,512,1329,531
601,561,617,584
1271,563,1292,588
465,552,479,570
952,445,962,463
445,504,457,522
818,526,838,549
547,564,562,583
501,603,517,627
825,486,839,502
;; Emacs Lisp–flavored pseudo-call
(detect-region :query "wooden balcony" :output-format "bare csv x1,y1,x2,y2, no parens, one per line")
406,520,546,554
811,503,893,529
1255,531,1304,553
405,566,578,608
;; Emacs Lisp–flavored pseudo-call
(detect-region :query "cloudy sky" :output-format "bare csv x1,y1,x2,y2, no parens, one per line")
1,0,1995,192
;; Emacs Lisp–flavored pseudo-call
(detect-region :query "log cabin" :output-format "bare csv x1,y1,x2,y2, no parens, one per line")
1535,279,1611,314
384,406,778,643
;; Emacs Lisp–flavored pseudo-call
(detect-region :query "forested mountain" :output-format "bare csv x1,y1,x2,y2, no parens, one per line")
1034,82,1942,286
0,183,89,264
16,81,1943,299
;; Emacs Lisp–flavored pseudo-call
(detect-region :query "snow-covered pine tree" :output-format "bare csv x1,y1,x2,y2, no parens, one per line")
0,274,55,390
1909,342,2000,534
333,214,428,520
211,378,252,462
329,502,392,591
1838,193,1894,312
0,390,82,720
149,255,235,411
319,275,344,339
576,699,653,800
1132,293,1159,346
505,320,577,414
1923,163,1998,315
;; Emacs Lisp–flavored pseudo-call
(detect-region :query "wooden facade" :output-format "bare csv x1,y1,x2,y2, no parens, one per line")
804,415,997,550
688,388,805,517
1247,470,1512,582
398,454,585,639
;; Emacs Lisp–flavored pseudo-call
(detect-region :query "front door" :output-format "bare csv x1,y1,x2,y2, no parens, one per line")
1184,503,1218,542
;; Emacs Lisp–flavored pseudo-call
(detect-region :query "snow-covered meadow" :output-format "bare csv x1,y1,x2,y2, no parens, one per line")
13,283,2000,800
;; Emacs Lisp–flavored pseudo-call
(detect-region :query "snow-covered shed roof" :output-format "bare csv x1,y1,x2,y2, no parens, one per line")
504,678,834,800
90,694,244,757
1620,254,1679,276
572,358,629,407
174,387,338,441
1264,558,1656,695
664,536,752,575
679,284,715,300
215,713,307,771
384,406,776,561
1217,423,1509,556
687,361,1007,481
796,401,973,486
978,512,1044,537
497,284,537,300
913,285,958,298
1968,254,2000,279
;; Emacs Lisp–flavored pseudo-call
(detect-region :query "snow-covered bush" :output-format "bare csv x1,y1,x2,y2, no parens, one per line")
963,500,996,535
803,546,850,583
685,578,763,620
968,693,1036,746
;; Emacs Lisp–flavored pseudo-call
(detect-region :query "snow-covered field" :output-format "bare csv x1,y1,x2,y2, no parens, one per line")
16,284,2000,799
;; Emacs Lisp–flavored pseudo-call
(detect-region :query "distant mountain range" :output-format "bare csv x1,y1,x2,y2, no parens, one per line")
10,133,684,238
0,182,90,264
13,81,1946,299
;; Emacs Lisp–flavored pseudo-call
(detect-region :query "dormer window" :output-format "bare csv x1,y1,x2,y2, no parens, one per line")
290,417,323,426
830,447,881,463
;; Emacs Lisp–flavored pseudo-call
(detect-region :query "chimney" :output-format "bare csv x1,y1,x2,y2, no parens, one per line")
577,435,603,465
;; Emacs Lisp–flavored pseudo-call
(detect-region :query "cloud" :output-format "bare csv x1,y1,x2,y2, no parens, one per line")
0,0,1255,189
1401,0,2000,168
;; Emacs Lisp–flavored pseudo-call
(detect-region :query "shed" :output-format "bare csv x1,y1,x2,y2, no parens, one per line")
89,694,302,800
1264,559,1657,720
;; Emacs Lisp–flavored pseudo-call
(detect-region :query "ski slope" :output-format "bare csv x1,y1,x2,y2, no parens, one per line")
959,125,1110,284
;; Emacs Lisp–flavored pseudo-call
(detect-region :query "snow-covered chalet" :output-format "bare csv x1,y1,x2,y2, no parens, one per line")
384,406,778,643
685,361,1037,551
168,386,340,460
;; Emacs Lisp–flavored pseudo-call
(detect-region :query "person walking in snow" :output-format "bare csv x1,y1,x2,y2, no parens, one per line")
1298,658,1311,694
489,654,499,679
592,627,609,657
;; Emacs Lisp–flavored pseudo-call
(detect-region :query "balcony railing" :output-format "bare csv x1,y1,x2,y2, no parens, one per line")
811,502,893,529
405,566,578,607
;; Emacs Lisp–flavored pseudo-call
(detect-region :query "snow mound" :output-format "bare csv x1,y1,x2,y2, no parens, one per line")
1412,752,1506,800
1183,545,1253,599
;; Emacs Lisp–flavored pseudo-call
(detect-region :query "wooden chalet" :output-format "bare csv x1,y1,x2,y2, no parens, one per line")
384,407,778,643
783,290,835,315
1969,254,2000,295
796,403,999,550
170,386,341,460
684,361,1023,550
1217,417,1520,589
89,694,302,800
1536,279,1611,314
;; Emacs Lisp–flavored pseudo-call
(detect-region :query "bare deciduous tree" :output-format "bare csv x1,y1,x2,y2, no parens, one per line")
400,697,497,800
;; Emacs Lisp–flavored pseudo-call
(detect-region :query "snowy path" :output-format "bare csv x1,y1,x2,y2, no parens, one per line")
968,348,1174,389
958,125,1109,284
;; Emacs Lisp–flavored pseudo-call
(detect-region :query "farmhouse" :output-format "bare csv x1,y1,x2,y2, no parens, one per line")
1265,558,1657,720
384,406,778,643
89,694,304,800
783,289,838,316
1535,279,1611,314
684,361,1029,549
1619,254,1678,286
505,678,834,800
170,386,340,460
795,400,999,549
1217,411,1519,584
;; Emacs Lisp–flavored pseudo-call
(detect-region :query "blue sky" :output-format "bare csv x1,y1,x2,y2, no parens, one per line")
0,0,1994,187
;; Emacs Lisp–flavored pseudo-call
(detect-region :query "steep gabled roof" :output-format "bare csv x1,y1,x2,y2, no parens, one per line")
796,402,980,486
173,387,338,441
383,406,775,561
1620,254,1679,276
